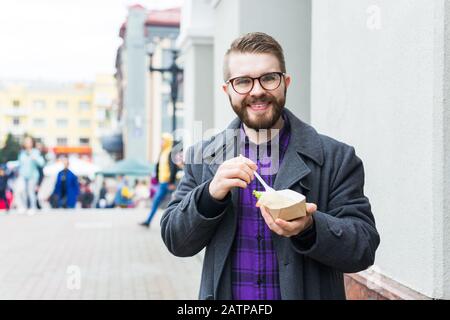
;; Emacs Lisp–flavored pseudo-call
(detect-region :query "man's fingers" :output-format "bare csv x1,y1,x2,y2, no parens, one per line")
306,202,317,214
260,205,284,234
223,178,247,190
235,155,258,171
237,162,255,181
275,218,298,233
222,168,252,184
225,161,256,181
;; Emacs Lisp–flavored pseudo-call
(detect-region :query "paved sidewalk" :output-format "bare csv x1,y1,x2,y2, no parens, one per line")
0,209,202,300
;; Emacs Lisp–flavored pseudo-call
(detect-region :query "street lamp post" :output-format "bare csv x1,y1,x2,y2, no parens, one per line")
148,47,183,134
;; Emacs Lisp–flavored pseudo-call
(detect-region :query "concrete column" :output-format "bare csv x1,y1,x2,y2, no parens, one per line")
124,6,149,161
177,0,215,147
211,0,312,128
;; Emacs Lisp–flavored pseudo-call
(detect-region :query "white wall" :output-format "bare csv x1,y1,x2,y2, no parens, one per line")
311,0,449,298
432,0,450,299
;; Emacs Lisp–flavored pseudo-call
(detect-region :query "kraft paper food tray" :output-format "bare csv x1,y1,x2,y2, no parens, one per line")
258,189,307,221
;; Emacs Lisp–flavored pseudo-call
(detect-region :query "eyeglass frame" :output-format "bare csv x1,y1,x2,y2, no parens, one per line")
225,72,286,95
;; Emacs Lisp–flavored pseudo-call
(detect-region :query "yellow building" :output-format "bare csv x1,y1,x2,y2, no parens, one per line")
0,75,117,159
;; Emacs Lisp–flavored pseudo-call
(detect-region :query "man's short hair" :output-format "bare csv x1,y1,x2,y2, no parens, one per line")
223,32,286,82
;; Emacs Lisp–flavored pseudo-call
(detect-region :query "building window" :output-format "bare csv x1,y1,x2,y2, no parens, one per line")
56,100,68,110
79,101,90,111
12,100,20,107
96,109,106,121
12,117,20,126
33,118,46,127
79,138,90,146
56,119,68,128
56,137,68,146
33,100,46,109
79,119,91,128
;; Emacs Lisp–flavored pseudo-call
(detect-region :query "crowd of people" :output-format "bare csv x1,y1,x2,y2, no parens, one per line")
0,134,183,218
0,137,93,213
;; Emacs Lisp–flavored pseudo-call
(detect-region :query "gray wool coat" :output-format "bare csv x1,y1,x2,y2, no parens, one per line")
160,108,380,300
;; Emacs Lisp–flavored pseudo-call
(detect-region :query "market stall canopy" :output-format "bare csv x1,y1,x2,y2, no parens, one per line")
43,157,100,178
96,158,154,177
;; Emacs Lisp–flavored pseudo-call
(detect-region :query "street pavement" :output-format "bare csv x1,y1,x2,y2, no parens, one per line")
0,208,203,300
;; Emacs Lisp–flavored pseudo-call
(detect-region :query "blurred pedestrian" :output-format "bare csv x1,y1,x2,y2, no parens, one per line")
133,180,150,208
140,133,178,228
79,177,94,208
17,136,45,214
35,142,47,209
114,175,133,208
51,157,79,209
96,181,108,208
0,164,13,212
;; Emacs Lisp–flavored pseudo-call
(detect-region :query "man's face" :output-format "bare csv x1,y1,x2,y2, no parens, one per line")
24,137,33,150
223,53,291,130
62,158,69,169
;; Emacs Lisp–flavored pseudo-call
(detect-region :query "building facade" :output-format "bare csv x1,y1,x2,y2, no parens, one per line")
0,75,117,161
115,6,182,164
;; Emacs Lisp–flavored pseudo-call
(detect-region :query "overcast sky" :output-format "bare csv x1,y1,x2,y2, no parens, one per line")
0,0,184,83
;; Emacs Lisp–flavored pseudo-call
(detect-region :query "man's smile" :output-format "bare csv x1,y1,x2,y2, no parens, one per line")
247,101,272,114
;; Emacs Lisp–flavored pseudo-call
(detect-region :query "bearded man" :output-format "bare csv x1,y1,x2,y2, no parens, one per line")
160,32,380,300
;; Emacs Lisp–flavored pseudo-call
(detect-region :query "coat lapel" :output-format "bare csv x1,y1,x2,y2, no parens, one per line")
273,145,311,191
275,108,324,190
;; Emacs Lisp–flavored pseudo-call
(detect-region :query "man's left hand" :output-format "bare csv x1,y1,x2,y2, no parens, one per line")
257,202,317,237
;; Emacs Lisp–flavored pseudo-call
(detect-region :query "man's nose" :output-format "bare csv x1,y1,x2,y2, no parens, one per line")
249,79,266,96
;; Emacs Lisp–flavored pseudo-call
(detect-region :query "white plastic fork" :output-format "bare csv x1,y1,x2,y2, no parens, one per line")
253,171,275,192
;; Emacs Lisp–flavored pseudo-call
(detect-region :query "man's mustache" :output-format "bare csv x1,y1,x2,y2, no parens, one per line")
243,96,273,105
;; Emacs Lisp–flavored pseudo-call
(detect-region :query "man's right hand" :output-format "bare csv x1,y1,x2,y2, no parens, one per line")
209,156,257,201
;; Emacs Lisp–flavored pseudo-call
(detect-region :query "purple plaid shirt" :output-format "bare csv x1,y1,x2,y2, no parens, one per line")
231,112,291,300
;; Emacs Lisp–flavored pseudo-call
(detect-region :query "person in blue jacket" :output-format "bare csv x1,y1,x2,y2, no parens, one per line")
52,157,79,209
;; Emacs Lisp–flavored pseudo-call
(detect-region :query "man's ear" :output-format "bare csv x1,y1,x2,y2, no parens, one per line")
222,83,229,94
284,74,292,88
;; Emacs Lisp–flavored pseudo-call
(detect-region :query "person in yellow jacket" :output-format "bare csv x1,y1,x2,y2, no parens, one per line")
140,133,178,227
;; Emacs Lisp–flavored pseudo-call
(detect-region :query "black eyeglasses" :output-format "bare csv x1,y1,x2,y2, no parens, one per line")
226,72,285,95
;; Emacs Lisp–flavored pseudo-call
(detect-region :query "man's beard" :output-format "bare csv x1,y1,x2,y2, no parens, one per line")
229,88,286,130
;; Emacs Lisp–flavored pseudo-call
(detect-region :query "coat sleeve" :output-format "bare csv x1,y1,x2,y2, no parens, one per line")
291,146,380,273
160,145,229,257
